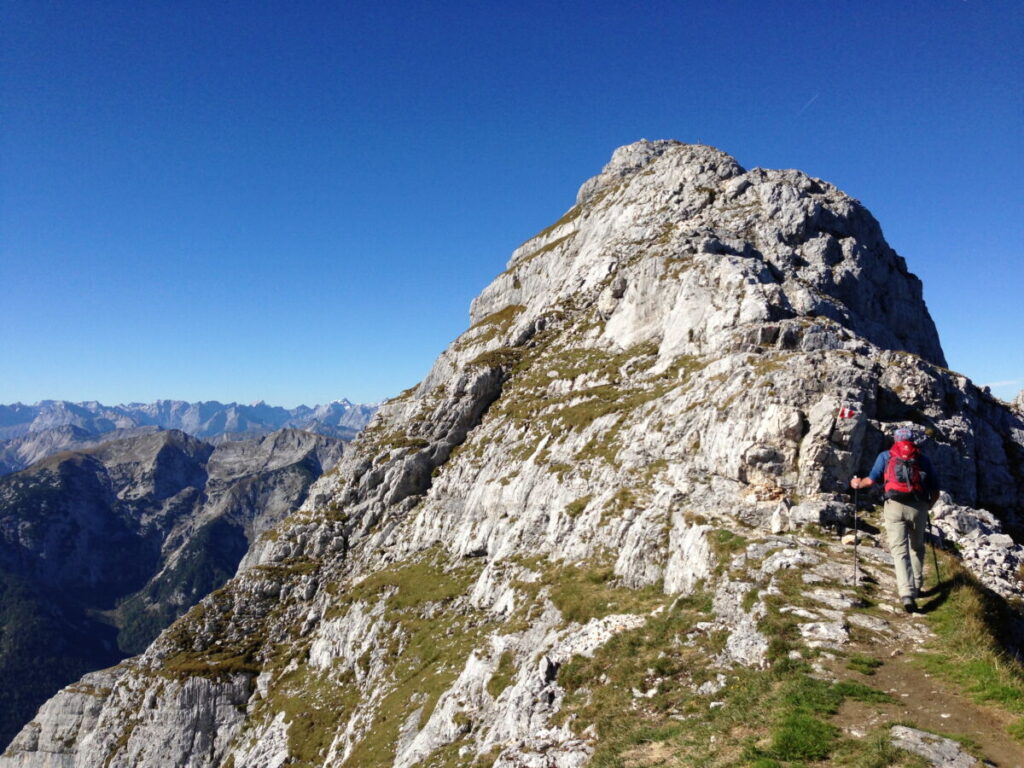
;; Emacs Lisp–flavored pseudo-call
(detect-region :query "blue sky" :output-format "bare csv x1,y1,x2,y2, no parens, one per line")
2,0,1021,407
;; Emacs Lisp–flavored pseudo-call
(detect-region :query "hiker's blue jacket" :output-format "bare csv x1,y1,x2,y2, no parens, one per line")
867,450,940,494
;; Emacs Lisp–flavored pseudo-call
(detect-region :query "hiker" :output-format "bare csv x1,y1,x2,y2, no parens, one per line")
850,427,941,613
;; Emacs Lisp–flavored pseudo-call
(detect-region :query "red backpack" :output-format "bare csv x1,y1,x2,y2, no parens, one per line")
884,440,925,499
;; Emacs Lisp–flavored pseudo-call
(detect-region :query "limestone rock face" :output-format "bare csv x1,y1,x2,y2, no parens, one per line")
889,725,977,767
4,142,1021,767
468,139,946,371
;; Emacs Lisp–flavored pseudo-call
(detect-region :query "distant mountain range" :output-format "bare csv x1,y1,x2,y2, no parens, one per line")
0,400,375,745
0,399,377,474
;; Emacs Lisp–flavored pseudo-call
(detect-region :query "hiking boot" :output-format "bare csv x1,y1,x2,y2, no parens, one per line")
902,597,918,613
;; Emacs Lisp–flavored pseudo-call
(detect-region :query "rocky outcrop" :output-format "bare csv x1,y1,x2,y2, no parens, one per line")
4,142,1021,767
931,495,1024,600
889,725,977,767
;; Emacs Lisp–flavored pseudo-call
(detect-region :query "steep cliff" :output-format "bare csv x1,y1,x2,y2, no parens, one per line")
4,142,1022,767
0,429,345,749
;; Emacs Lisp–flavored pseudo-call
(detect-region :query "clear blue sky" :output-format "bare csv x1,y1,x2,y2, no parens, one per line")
2,0,1021,407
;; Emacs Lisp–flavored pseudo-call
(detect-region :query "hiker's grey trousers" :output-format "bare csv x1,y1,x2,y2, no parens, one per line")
883,497,929,599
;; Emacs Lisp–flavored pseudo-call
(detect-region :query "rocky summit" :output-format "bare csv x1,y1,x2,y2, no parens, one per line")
4,141,1022,767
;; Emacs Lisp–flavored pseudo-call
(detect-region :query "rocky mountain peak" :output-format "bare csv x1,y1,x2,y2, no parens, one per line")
576,139,700,203
464,141,945,386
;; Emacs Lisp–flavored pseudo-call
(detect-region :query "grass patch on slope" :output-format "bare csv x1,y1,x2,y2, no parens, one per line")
549,560,910,768
457,304,526,349
255,552,488,768
554,590,716,759
845,653,884,676
470,326,706,465
508,557,666,627
548,566,664,624
559,633,897,768
486,650,516,699
345,555,479,611
918,554,1024,741
158,587,269,681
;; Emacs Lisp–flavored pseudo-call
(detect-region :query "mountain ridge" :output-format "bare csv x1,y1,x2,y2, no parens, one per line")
0,398,376,439
0,426,347,749
0,399,377,474
3,141,1021,767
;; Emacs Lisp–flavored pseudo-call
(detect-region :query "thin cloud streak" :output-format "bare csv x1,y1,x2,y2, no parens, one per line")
796,92,821,116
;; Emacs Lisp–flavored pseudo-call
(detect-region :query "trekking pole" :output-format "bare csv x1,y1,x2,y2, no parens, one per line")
927,508,942,586
853,486,860,587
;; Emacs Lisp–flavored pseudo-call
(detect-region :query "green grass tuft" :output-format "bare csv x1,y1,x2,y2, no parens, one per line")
919,555,1024,741
833,679,895,704
846,653,884,676
768,711,839,760
565,495,592,518
487,651,516,699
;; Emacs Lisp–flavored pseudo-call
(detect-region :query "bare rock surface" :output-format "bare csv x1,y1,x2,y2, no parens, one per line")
4,141,1022,767
889,725,978,767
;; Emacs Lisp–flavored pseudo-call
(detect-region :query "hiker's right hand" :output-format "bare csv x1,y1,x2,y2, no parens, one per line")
850,477,865,489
